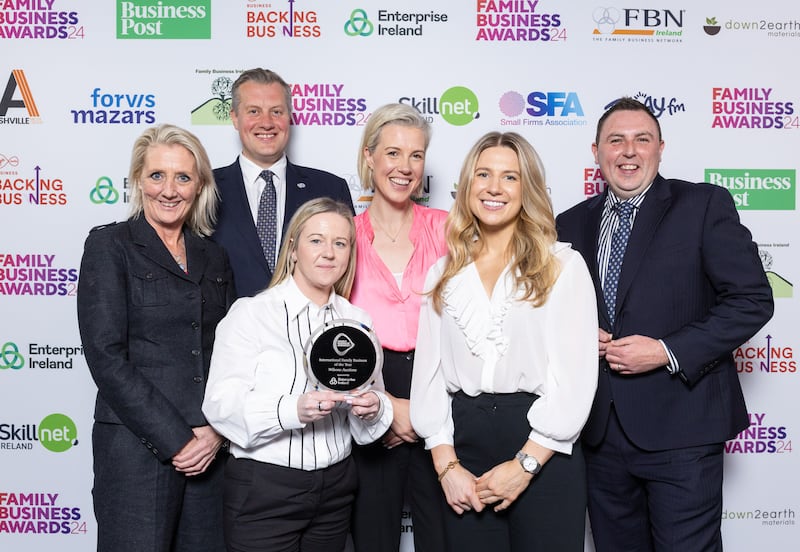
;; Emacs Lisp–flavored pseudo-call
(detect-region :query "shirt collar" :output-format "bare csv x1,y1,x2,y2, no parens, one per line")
238,153,288,189
281,276,338,321
603,182,652,214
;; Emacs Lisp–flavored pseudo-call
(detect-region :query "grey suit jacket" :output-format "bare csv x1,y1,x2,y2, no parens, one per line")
77,216,235,462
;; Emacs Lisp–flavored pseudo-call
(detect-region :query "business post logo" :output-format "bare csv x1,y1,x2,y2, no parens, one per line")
191,71,235,125
705,169,796,210
117,0,210,39
736,335,795,375
0,0,84,39
70,87,156,125
0,492,86,535
476,0,565,42
0,413,79,452
0,253,79,296
0,156,68,206
246,0,320,39
711,87,796,129
399,86,480,127
291,83,368,126
0,69,41,124
498,90,586,128
592,6,684,43
344,7,448,38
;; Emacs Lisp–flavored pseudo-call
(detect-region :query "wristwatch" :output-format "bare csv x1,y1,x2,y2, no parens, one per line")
515,451,542,475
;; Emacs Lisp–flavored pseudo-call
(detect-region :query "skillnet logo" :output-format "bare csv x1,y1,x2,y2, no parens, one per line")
246,0,320,39
592,6,684,43
399,86,481,126
0,253,78,296
116,0,210,39
70,87,156,125
476,0,565,42
191,71,236,125
0,492,86,535
711,87,796,129
0,156,68,206
757,246,793,298
0,0,84,39
0,69,41,124
498,90,587,128
343,7,448,38
291,83,368,126
0,413,79,452
704,169,796,210
725,412,792,454
735,335,796,375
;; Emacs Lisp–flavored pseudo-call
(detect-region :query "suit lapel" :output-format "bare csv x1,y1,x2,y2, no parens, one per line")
128,217,192,280
284,160,309,235
184,232,208,283
582,194,610,327
221,160,269,273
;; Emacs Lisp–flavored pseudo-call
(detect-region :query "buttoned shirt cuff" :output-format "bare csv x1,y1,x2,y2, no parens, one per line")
278,394,304,430
659,339,681,375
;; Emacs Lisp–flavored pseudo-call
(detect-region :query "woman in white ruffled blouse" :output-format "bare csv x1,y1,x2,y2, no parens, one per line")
409,132,598,551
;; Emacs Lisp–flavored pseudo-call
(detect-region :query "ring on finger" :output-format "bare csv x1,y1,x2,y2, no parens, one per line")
318,401,322,411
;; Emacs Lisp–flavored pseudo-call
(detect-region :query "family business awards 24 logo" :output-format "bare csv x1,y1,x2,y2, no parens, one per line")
0,491,86,535
0,0,84,40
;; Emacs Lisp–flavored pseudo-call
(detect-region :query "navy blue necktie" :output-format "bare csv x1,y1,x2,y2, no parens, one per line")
603,201,634,324
256,170,277,271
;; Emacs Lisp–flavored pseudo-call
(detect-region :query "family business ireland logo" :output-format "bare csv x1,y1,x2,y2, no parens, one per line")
705,169,796,210
191,72,234,125
0,69,41,124
758,247,793,298
116,0,210,39
0,0,84,40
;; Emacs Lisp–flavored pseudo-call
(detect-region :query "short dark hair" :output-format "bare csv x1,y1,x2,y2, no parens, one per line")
231,68,292,117
595,97,662,144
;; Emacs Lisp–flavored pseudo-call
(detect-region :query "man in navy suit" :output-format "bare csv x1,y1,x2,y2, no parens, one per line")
213,68,354,297
556,98,773,552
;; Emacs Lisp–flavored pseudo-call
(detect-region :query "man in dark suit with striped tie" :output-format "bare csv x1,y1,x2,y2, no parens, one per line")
556,97,773,552
213,68,354,298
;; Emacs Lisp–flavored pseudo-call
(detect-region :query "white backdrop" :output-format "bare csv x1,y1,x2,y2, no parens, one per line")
1,1,797,550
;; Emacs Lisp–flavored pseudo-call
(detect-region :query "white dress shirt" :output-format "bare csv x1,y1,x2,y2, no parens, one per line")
202,277,392,470
410,242,598,455
239,153,288,247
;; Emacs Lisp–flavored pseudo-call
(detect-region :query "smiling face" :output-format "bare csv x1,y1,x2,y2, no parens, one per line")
290,212,353,305
140,144,200,234
468,146,522,234
364,124,426,206
593,109,664,199
231,81,291,167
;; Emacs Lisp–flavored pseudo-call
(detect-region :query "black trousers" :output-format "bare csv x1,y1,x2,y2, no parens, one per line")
223,455,357,552
447,391,587,552
351,349,448,552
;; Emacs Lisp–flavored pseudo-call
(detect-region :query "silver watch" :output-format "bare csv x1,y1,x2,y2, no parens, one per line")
515,451,542,475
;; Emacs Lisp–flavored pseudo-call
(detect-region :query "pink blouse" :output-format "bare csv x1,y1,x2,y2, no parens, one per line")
350,203,448,352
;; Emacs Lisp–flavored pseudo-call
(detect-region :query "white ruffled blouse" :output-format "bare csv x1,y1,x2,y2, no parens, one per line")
409,242,598,454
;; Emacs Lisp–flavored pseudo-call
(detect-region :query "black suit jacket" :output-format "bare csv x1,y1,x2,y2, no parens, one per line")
77,216,235,461
212,158,354,298
556,176,773,451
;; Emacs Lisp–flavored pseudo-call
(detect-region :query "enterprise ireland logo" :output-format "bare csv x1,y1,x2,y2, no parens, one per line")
0,342,24,370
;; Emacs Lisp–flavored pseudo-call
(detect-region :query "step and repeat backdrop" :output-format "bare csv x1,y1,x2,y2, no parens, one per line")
1,1,797,550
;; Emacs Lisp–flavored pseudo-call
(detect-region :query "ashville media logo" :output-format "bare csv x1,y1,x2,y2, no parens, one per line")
0,69,41,124
705,169,796,210
117,0,211,39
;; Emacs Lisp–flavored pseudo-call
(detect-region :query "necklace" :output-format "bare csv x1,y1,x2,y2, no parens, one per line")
370,207,412,243
166,236,187,272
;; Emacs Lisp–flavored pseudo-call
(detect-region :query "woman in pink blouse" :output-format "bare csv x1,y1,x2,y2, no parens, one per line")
349,103,449,552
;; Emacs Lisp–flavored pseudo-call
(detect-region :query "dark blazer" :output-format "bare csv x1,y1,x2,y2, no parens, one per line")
212,158,354,298
556,176,773,451
77,216,235,462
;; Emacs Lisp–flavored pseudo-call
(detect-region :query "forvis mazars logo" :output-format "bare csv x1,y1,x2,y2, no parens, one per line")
116,0,211,39
705,169,796,210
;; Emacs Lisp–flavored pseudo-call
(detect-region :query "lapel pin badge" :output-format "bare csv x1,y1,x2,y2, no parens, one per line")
297,182,306,188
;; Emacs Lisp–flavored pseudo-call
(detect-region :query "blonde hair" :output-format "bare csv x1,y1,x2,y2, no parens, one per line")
357,103,431,193
430,131,560,311
269,198,358,299
128,124,218,236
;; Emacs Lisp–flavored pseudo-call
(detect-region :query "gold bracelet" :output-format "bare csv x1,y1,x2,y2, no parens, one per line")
437,459,460,482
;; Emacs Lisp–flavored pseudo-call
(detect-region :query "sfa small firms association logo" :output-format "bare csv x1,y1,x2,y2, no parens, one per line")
0,69,41,124
499,90,586,128
399,86,480,126
0,492,85,535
